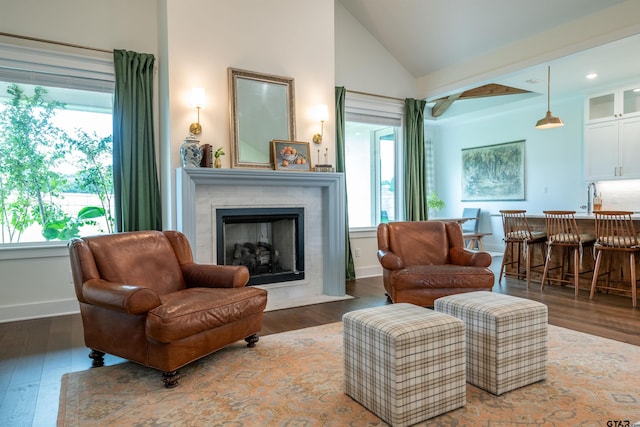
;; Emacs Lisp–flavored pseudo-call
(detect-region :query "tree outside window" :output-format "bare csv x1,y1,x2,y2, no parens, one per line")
0,83,114,244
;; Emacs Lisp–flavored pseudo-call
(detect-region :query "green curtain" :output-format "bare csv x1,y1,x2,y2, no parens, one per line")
404,98,428,221
112,49,162,232
335,87,356,281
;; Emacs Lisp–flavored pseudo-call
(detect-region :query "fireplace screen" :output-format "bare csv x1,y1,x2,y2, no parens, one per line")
216,207,304,285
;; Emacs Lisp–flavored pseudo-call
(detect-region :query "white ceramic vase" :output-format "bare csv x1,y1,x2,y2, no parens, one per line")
180,136,202,167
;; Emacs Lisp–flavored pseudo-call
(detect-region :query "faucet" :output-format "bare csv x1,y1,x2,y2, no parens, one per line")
587,182,597,214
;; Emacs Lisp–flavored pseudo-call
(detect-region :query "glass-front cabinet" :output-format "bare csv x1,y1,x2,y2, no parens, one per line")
586,84,640,123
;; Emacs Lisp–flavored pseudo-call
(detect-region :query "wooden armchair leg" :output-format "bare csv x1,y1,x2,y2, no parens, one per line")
162,370,180,388
88,350,104,368
245,334,259,348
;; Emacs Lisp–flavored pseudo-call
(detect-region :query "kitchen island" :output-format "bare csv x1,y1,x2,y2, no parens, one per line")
502,212,639,303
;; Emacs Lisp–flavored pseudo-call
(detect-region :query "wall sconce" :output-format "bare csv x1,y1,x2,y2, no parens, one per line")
312,104,329,144
189,87,206,135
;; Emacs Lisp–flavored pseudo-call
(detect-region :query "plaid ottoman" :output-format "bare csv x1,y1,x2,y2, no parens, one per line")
434,291,547,395
343,303,466,427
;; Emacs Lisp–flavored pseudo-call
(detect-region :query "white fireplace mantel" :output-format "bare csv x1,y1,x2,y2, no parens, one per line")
176,167,346,299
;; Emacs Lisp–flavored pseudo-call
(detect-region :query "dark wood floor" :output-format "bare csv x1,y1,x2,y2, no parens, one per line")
1,261,639,426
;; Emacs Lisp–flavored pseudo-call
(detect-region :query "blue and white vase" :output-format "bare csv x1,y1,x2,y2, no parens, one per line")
180,136,202,167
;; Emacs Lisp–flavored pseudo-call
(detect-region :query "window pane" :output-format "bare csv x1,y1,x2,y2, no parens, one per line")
345,121,399,227
0,83,114,244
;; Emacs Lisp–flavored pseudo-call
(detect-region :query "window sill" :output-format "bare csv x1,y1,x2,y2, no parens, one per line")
349,227,377,239
0,241,69,260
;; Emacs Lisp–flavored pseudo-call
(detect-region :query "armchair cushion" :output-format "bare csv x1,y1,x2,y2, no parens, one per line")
378,221,495,307
147,287,267,343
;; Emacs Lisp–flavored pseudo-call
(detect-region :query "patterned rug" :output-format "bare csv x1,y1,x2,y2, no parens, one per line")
58,322,640,426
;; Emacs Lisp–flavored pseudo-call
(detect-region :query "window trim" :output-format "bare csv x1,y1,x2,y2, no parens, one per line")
0,42,114,93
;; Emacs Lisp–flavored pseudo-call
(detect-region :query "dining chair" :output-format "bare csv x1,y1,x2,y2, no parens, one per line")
498,210,547,287
589,211,640,307
540,210,596,296
461,208,491,251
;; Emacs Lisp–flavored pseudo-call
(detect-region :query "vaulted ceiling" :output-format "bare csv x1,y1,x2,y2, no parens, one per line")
339,0,640,118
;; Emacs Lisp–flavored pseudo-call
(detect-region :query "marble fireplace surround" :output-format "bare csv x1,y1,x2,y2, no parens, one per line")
176,167,348,311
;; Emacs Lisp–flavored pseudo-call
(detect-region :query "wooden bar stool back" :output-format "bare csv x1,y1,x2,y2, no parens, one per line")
541,210,596,296
498,210,546,287
589,211,640,307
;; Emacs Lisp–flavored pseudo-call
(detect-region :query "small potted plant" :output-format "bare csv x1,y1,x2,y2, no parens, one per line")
213,147,225,168
427,192,445,213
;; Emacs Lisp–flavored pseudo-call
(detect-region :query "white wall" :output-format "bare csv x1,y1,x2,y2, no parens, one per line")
334,1,416,99
163,0,336,230
427,94,585,251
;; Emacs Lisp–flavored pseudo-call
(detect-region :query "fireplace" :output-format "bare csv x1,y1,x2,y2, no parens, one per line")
216,207,304,285
177,167,347,311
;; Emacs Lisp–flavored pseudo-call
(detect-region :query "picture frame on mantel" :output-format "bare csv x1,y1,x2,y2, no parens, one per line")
461,140,525,201
228,68,296,169
272,140,312,171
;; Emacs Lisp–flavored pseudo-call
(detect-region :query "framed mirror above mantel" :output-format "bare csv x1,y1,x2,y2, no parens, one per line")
228,68,296,169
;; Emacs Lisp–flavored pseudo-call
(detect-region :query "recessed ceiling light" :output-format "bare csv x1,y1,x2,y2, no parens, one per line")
586,73,598,80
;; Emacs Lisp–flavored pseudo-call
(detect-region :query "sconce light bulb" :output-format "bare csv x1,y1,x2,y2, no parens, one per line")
191,87,206,108
317,104,329,122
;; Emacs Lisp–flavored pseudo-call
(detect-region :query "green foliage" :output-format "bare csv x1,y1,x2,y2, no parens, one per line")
65,130,114,234
42,206,106,240
427,192,445,212
0,84,114,243
214,147,225,158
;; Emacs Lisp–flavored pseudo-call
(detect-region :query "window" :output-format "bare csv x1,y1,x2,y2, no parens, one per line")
0,43,114,245
344,96,404,228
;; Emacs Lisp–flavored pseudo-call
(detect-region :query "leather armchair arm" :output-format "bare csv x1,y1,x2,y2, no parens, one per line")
82,278,161,314
377,249,404,270
449,247,492,267
181,263,250,288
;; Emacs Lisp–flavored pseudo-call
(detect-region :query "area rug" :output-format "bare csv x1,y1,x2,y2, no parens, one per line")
58,322,640,426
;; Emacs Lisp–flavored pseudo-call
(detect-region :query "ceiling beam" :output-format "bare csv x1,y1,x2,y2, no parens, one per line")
431,92,462,118
430,84,531,117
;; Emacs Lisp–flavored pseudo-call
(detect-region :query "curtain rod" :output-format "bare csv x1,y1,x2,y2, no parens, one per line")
0,31,111,54
346,89,405,102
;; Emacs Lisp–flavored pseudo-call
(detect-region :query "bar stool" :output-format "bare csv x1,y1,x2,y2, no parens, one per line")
590,211,640,308
498,210,547,287
540,211,596,296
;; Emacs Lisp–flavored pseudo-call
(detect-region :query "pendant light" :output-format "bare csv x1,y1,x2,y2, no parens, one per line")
535,65,564,129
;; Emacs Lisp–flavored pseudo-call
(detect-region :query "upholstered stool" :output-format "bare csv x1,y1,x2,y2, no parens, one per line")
434,291,547,395
343,303,466,427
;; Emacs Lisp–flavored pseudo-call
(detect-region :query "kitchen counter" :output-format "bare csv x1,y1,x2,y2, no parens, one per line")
502,213,639,299
525,212,640,220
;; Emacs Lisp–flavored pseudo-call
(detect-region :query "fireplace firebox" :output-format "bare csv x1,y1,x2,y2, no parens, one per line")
216,207,304,285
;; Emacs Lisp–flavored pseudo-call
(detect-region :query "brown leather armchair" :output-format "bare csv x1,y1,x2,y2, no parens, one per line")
377,221,494,307
68,230,268,388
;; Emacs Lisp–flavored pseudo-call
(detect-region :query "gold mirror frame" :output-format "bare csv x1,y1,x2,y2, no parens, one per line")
228,68,296,169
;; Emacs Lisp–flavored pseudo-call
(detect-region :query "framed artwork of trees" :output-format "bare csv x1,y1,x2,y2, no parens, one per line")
461,140,525,201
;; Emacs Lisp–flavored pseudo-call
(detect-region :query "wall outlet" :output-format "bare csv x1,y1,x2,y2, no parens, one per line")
354,248,361,258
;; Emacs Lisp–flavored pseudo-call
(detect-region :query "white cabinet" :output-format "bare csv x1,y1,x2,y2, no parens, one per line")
585,85,640,124
584,116,640,180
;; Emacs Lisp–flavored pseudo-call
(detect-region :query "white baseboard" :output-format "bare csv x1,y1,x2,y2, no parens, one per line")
0,299,79,323
355,265,382,278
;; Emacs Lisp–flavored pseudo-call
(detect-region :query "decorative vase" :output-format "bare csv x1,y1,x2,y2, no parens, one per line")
214,157,222,168
180,136,203,167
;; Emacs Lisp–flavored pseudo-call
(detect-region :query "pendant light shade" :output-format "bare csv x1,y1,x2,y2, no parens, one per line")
535,66,564,129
